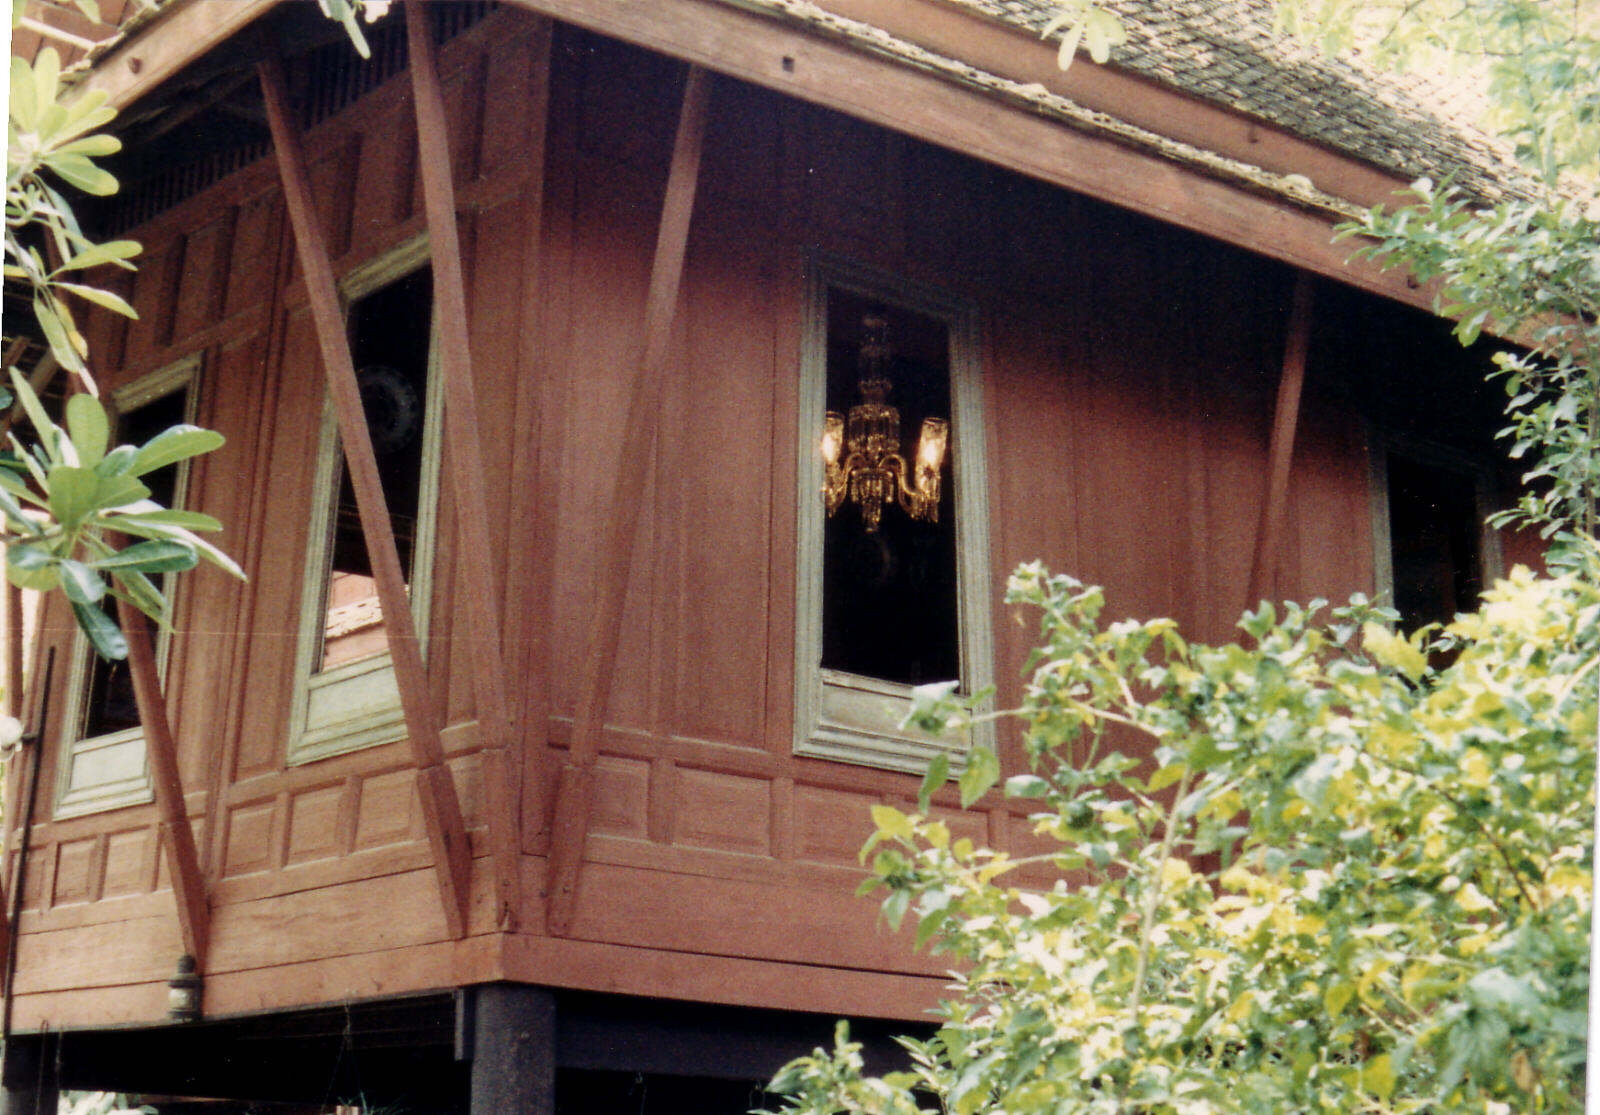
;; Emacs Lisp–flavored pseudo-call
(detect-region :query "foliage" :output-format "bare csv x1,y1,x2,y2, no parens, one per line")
0,370,241,660
771,556,1596,1115
5,13,256,661
316,0,395,60
1344,181,1599,538
776,15,1600,1115
59,1092,154,1115
6,45,139,389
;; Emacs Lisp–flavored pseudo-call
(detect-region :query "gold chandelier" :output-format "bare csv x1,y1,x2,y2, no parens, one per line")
820,312,949,533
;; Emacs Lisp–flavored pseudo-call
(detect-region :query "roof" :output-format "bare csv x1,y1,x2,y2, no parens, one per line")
944,0,1527,198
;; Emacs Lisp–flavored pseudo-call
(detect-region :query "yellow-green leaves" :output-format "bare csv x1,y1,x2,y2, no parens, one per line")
1361,620,1429,681
773,551,1596,1115
1,371,241,659
7,49,140,386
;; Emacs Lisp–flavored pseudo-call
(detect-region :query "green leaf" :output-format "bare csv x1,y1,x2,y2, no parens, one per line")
918,752,951,812
90,540,197,574
108,508,223,532
95,444,138,476
130,425,224,477
11,56,38,130
107,518,244,580
7,542,52,572
53,239,140,273
46,153,118,196
1005,773,1050,798
71,599,128,661
113,567,168,624
1082,6,1126,63
9,369,62,463
47,464,100,531
32,296,85,374
1361,1053,1394,1101
55,281,137,319
1361,621,1428,682
65,393,109,467
958,745,999,807
871,804,916,841
92,474,152,512
56,558,105,605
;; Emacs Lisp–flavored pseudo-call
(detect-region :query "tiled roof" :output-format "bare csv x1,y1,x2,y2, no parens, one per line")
944,0,1529,198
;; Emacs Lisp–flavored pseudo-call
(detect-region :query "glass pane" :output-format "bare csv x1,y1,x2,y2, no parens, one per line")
81,386,189,739
820,287,960,685
319,268,433,671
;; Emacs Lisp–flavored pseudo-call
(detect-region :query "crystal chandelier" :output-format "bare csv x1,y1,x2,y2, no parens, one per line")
820,312,950,533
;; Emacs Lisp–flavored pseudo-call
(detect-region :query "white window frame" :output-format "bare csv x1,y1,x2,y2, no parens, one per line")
54,354,202,818
794,255,995,774
1368,430,1505,616
287,235,445,765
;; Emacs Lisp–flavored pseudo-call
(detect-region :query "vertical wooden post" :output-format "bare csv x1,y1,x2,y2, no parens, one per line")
405,1,521,931
1246,272,1315,608
258,50,473,939
116,601,208,965
468,985,556,1115
545,65,712,936
500,17,556,856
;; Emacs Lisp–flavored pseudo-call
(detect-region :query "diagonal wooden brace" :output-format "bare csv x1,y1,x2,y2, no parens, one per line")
405,1,521,932
258,50,473,940
118,601,209,966
1246,271,1316,608
545,65,713,937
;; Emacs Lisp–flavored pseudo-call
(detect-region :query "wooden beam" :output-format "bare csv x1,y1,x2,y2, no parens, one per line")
257,50,473,940
115,600,209,966
545,64,712,937
498,16,556,854
405,0,521,932
498,0,1438,317
1246,271,1316,607
64,0,283,112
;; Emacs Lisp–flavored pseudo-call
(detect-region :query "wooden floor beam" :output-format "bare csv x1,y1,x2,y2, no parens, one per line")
117,601,209,966
405,0,522,932
1246,272,1316,607
545,65,712,937
258,50,473,940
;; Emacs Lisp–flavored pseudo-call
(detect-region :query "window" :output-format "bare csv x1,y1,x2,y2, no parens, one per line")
1371,438,1503,631
287,237,444,764
54,355,200,817
794,257,994,773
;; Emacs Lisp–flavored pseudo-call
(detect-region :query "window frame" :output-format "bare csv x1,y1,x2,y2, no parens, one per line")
793,254,995,774
1368,430,1505,623
286,235,445,765
53,354,202,818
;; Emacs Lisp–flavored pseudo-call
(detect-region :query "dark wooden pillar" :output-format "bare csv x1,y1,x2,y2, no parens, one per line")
469,985,556,1115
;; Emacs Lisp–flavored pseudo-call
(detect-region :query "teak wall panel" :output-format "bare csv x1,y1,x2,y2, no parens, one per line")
663,221,779,749
545,155,665,730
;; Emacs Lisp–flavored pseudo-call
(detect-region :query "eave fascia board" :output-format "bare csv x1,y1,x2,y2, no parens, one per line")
62,0,285,112
504,0,1440,314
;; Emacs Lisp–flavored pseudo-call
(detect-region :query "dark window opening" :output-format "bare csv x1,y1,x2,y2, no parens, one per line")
820,287,959,686
318,268,433,670
1387,452,1483,631
82,386,190,739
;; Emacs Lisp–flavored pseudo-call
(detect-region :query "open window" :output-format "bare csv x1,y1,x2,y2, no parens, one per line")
1371,438,1503,631
794,256,994,773
55,355,200,817
287,237,444,764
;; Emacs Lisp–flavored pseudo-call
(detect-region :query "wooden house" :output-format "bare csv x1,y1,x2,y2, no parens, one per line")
0,1,1540,1111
